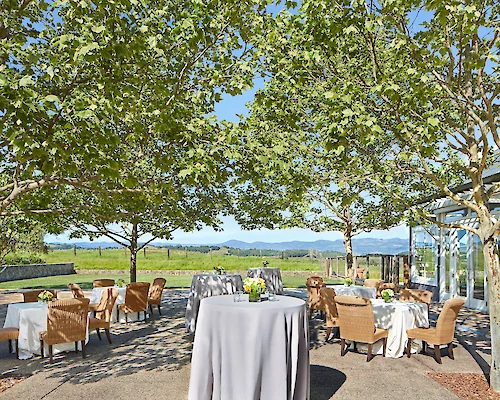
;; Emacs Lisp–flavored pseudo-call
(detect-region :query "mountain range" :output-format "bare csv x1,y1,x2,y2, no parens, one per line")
49,237,409,255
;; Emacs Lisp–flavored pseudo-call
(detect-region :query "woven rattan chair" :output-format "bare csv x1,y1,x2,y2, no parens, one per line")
93,279,115,288
68,283,85,298
39,298,90,362
23,289,58,303
377,282,398,298
400,289,433,305
89,288,119,344
306,276,326,314
406,297,465,364
320,287,339,341
335,295,388,362
0,328,19,359
117,282,150,324
363,279,383,291
148,278,166,315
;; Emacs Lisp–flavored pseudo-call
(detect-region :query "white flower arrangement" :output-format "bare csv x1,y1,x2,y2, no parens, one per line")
243,277,266,294
381,289,395,303
214,265,225,275
344,278,353,286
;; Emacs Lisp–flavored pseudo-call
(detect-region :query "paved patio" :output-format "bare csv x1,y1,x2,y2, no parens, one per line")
0,289,491,399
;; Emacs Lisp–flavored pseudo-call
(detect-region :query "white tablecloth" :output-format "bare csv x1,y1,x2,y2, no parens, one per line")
368,299,429,358
330,285,377,299
247,268,283,295
3,302,88,359
189,295,309,400
185,274,244,334
90,287,145,323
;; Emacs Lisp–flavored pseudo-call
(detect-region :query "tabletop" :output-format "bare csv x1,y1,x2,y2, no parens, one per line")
330,285,377,299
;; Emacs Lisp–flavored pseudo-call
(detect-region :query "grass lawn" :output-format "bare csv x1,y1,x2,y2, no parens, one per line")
0,274,343,290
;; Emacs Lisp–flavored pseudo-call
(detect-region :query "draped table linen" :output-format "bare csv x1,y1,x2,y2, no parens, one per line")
185,274,244,334
329,285,377,299
358,299,429,358
247,268,283,295
3,302,88,359
89,286,143,323
188,295,309,400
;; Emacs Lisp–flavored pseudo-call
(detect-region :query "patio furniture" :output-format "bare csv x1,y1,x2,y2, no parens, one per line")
306,276,326,314
23,290,57,303
39,298,90,363
329,285,376,299
400,289,433,306
93,279,115,288
117,282,150,324
68,283,84,298
406,297,465,364
89,288,119,344
247,267,283,294
335,295,388,362
185,274,243,334
188,295,309,400
363,279,383,290
0,328,19,358
378,282,398,297
320,287,339,340
148,278,166,315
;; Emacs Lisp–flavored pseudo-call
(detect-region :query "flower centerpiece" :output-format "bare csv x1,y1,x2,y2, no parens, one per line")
381,289,395,303
213,264,225,275
262,260,269,267
344,278,353,287
116,279,125,288
37,290,54,304
243,277,266,302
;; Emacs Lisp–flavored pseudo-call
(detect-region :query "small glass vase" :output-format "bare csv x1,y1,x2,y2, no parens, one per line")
248,291,261,302
383,297,392,303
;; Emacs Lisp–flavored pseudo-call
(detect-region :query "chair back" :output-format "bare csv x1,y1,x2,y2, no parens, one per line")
320,287,338,326
363,279,383,289
435,297,465,343
46,298,89,344
23,289,58,303
68,283,84,298
335,295,375,342
125,282,150,312
378,282,397,297
400,289,433,305
306,276,326,311
95,289,119,324
149,278,166,301
93,279,115,288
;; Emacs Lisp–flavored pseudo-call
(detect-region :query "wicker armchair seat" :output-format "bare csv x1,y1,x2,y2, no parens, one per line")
0,328,19,358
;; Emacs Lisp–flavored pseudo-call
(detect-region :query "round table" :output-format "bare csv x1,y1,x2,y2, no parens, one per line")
370,299,429,358
330,285,377,299
188,295,310,400
90,287,141,323
3,302,88,359
185,274,244,334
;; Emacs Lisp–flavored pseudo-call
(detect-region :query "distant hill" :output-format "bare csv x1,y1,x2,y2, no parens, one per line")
49,237,409,255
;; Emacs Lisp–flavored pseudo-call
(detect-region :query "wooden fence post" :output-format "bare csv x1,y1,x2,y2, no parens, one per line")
403,255,410,289
98,246,101,256
381,256,385,282
167,248,170,259
73,245,76,256
366,256,370,279
393,256,399,287
144,247,147,258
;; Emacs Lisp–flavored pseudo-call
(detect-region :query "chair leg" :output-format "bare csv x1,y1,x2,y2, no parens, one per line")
49,345,53,363
406,339,412,358
8,340,12,354
149,304,153,314
325,327,332,341
105,329,112,344
81,341,86,359
382,338,387,357
15,340,18,359
340,339,346,356
448,343,454,360
353,342,357,352
40,340,44,358
434,345,442,364
75,341,78,353
367,344,373,362
96,328,102,340
157,304,161,315
125,312,128,324
421,340,427,354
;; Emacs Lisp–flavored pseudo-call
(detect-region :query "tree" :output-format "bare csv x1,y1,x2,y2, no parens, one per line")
252,0,500,390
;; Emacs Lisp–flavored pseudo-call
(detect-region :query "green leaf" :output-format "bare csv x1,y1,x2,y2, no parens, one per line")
19,76,34,87
44,95,60,103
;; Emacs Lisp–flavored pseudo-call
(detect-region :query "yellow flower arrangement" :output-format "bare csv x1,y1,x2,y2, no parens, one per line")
37,290,54,303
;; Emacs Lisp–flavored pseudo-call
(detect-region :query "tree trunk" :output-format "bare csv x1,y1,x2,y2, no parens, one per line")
343,229,354,278
129,223,138,283
483,235,500,391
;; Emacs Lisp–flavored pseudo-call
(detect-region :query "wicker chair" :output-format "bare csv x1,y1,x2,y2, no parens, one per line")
400,289,433,305
89,288,119,344
117,282,150,324
0,328,19,359
377,282,398,298
306,276,326,314
148,278,166,315
335,295,389,362
93,279,115,288
363,279,383,290
68,283,85,298
23,289,58,303
406,297,465,364
39,298,90,362
320,287,339,341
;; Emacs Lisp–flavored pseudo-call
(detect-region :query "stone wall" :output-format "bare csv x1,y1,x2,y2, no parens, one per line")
0,263,75,283
75,269,325,278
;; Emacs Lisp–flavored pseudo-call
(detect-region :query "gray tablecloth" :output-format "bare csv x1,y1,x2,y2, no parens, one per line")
247,267,283,294
184,274,243,334
189,295,309,400
330,285,377,299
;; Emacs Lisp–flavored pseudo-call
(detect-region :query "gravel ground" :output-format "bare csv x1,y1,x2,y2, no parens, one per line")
0,377,26,394
428,373,500,399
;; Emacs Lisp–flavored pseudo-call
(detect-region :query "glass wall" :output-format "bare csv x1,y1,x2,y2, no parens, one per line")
472,234,485,300
414,225,437,279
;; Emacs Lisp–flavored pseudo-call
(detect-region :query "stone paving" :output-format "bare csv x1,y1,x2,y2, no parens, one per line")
0,288,492,399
